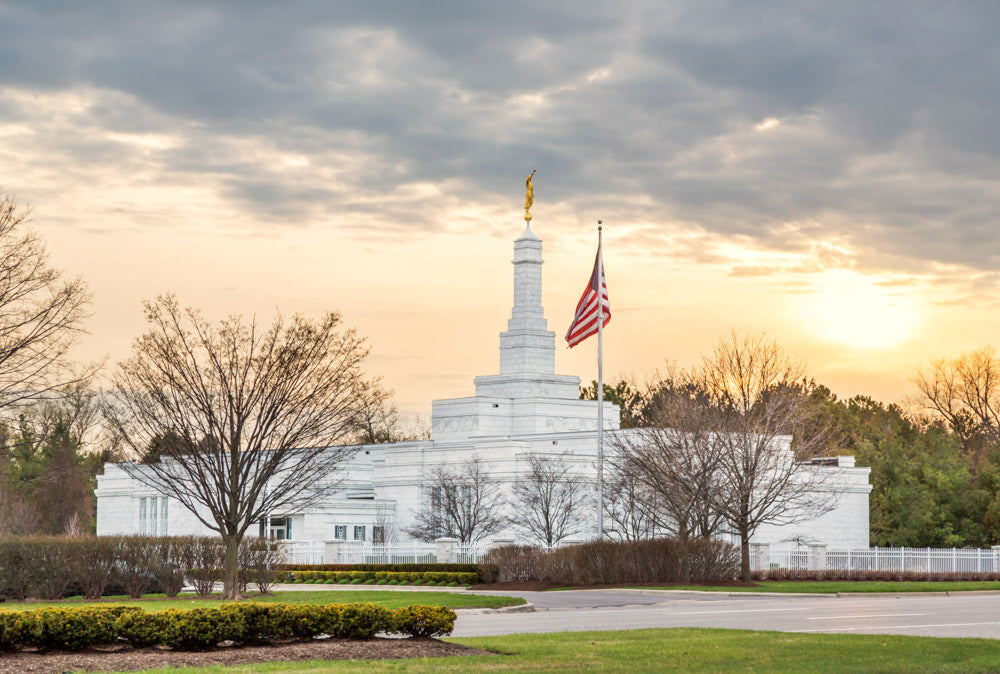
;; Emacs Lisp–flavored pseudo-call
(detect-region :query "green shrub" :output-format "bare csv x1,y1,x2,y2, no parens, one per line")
116,609,171,648
162,607,247,650
330,604,390,639
0,602,455,651
25,606,135,650
280,563,480,575
0,611,22,651
390,605,456,637
6,611,42,650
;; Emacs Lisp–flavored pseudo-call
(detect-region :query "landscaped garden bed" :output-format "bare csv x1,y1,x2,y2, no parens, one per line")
282,570,479,586
0,637,488,673
0,602,471,672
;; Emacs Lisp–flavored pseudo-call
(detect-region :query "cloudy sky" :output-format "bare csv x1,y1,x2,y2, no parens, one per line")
1,1,998,415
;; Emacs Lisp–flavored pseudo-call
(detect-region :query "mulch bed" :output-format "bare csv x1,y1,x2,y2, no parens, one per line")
0,638,491,673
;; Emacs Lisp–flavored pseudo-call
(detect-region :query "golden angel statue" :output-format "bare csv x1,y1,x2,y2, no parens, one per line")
524,170,536,222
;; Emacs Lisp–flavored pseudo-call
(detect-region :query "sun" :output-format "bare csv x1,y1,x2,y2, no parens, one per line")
798,270,921,350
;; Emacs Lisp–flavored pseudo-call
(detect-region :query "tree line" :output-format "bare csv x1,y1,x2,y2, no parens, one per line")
585,345,1000,551
0,189,411,599
5,184,1000,594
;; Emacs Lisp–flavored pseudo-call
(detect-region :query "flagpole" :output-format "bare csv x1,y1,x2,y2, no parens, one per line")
596,223,604,541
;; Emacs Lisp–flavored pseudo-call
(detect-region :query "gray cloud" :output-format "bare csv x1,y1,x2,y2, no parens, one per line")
2,1,1000,275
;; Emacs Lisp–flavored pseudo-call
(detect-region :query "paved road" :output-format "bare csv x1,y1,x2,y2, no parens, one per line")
452,590,1000,640
271,583,1000,640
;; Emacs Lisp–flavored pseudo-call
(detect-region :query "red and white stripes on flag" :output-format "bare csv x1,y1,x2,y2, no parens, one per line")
565,242,610,347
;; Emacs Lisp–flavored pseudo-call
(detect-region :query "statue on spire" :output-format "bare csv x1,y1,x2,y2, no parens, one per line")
524,170,536,222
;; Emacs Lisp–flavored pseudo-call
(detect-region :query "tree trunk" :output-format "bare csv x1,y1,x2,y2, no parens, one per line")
222,534,242,600
740,528,751,583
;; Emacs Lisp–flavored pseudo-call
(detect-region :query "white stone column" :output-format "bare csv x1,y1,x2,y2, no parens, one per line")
809,544,827,571
324,540,343,564
436,537,459,563
755,544,770,574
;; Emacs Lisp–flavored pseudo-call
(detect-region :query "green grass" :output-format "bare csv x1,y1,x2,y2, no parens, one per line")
0,590,524,612
131,628,1000,673
635,580,1000,594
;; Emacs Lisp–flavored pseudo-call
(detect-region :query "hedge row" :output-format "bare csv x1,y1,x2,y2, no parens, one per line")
0,603,456,651
282,563,482,577
0,536,284,600
753,568,1000,582
486,538,739,585
285,571,478,586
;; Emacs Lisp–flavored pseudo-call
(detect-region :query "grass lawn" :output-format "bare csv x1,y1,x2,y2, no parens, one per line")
0,590,525,612
131,628,1000,673
648,580,1000,594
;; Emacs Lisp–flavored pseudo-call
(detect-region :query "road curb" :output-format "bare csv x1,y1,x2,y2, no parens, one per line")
578,587,1000,599
457,602,536,614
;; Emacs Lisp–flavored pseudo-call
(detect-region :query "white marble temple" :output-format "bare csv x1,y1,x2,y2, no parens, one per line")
96,222,871,549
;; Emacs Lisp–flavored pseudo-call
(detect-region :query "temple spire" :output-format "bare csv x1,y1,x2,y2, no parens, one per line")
499,219,554,375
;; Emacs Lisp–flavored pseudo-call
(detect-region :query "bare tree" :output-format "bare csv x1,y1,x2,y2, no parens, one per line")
616,370,727,534
350,378,419,444
0,191,92,409
407,456,507,544
703,332,836,582
602,453,662,542
915,346,1000,460
373,502,398,546
103,295,373,599
511,454,587,547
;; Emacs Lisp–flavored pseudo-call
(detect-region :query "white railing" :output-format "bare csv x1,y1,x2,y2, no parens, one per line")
277,540,496,565
279,540,326,565
454,544,492,564
337,545,439,565
752,544,1000,574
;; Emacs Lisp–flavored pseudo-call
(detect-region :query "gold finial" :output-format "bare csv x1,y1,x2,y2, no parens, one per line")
524,170,536,222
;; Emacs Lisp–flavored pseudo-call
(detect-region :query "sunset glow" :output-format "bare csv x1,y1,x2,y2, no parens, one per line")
1,3,998,418
799,271,922,351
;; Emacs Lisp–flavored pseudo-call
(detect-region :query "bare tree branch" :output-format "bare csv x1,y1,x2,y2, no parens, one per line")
511,454,587,547
406,456,507,544
915,346,1000,459
102,294,374,599
702,332,838,582
0,190,93,411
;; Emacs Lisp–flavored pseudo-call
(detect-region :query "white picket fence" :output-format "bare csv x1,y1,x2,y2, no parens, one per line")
753,545,1000,574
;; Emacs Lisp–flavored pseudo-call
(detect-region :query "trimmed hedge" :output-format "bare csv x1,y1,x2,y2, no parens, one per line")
281,563,480,574
753,568,1000,582
486,538,739,585
284,570,478,585
0,603,456,651
0,536,283,600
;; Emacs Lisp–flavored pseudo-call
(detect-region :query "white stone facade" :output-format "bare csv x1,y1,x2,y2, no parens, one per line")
95,222,872,549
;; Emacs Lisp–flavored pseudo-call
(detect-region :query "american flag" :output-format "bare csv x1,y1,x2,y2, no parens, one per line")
565,242,610,347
